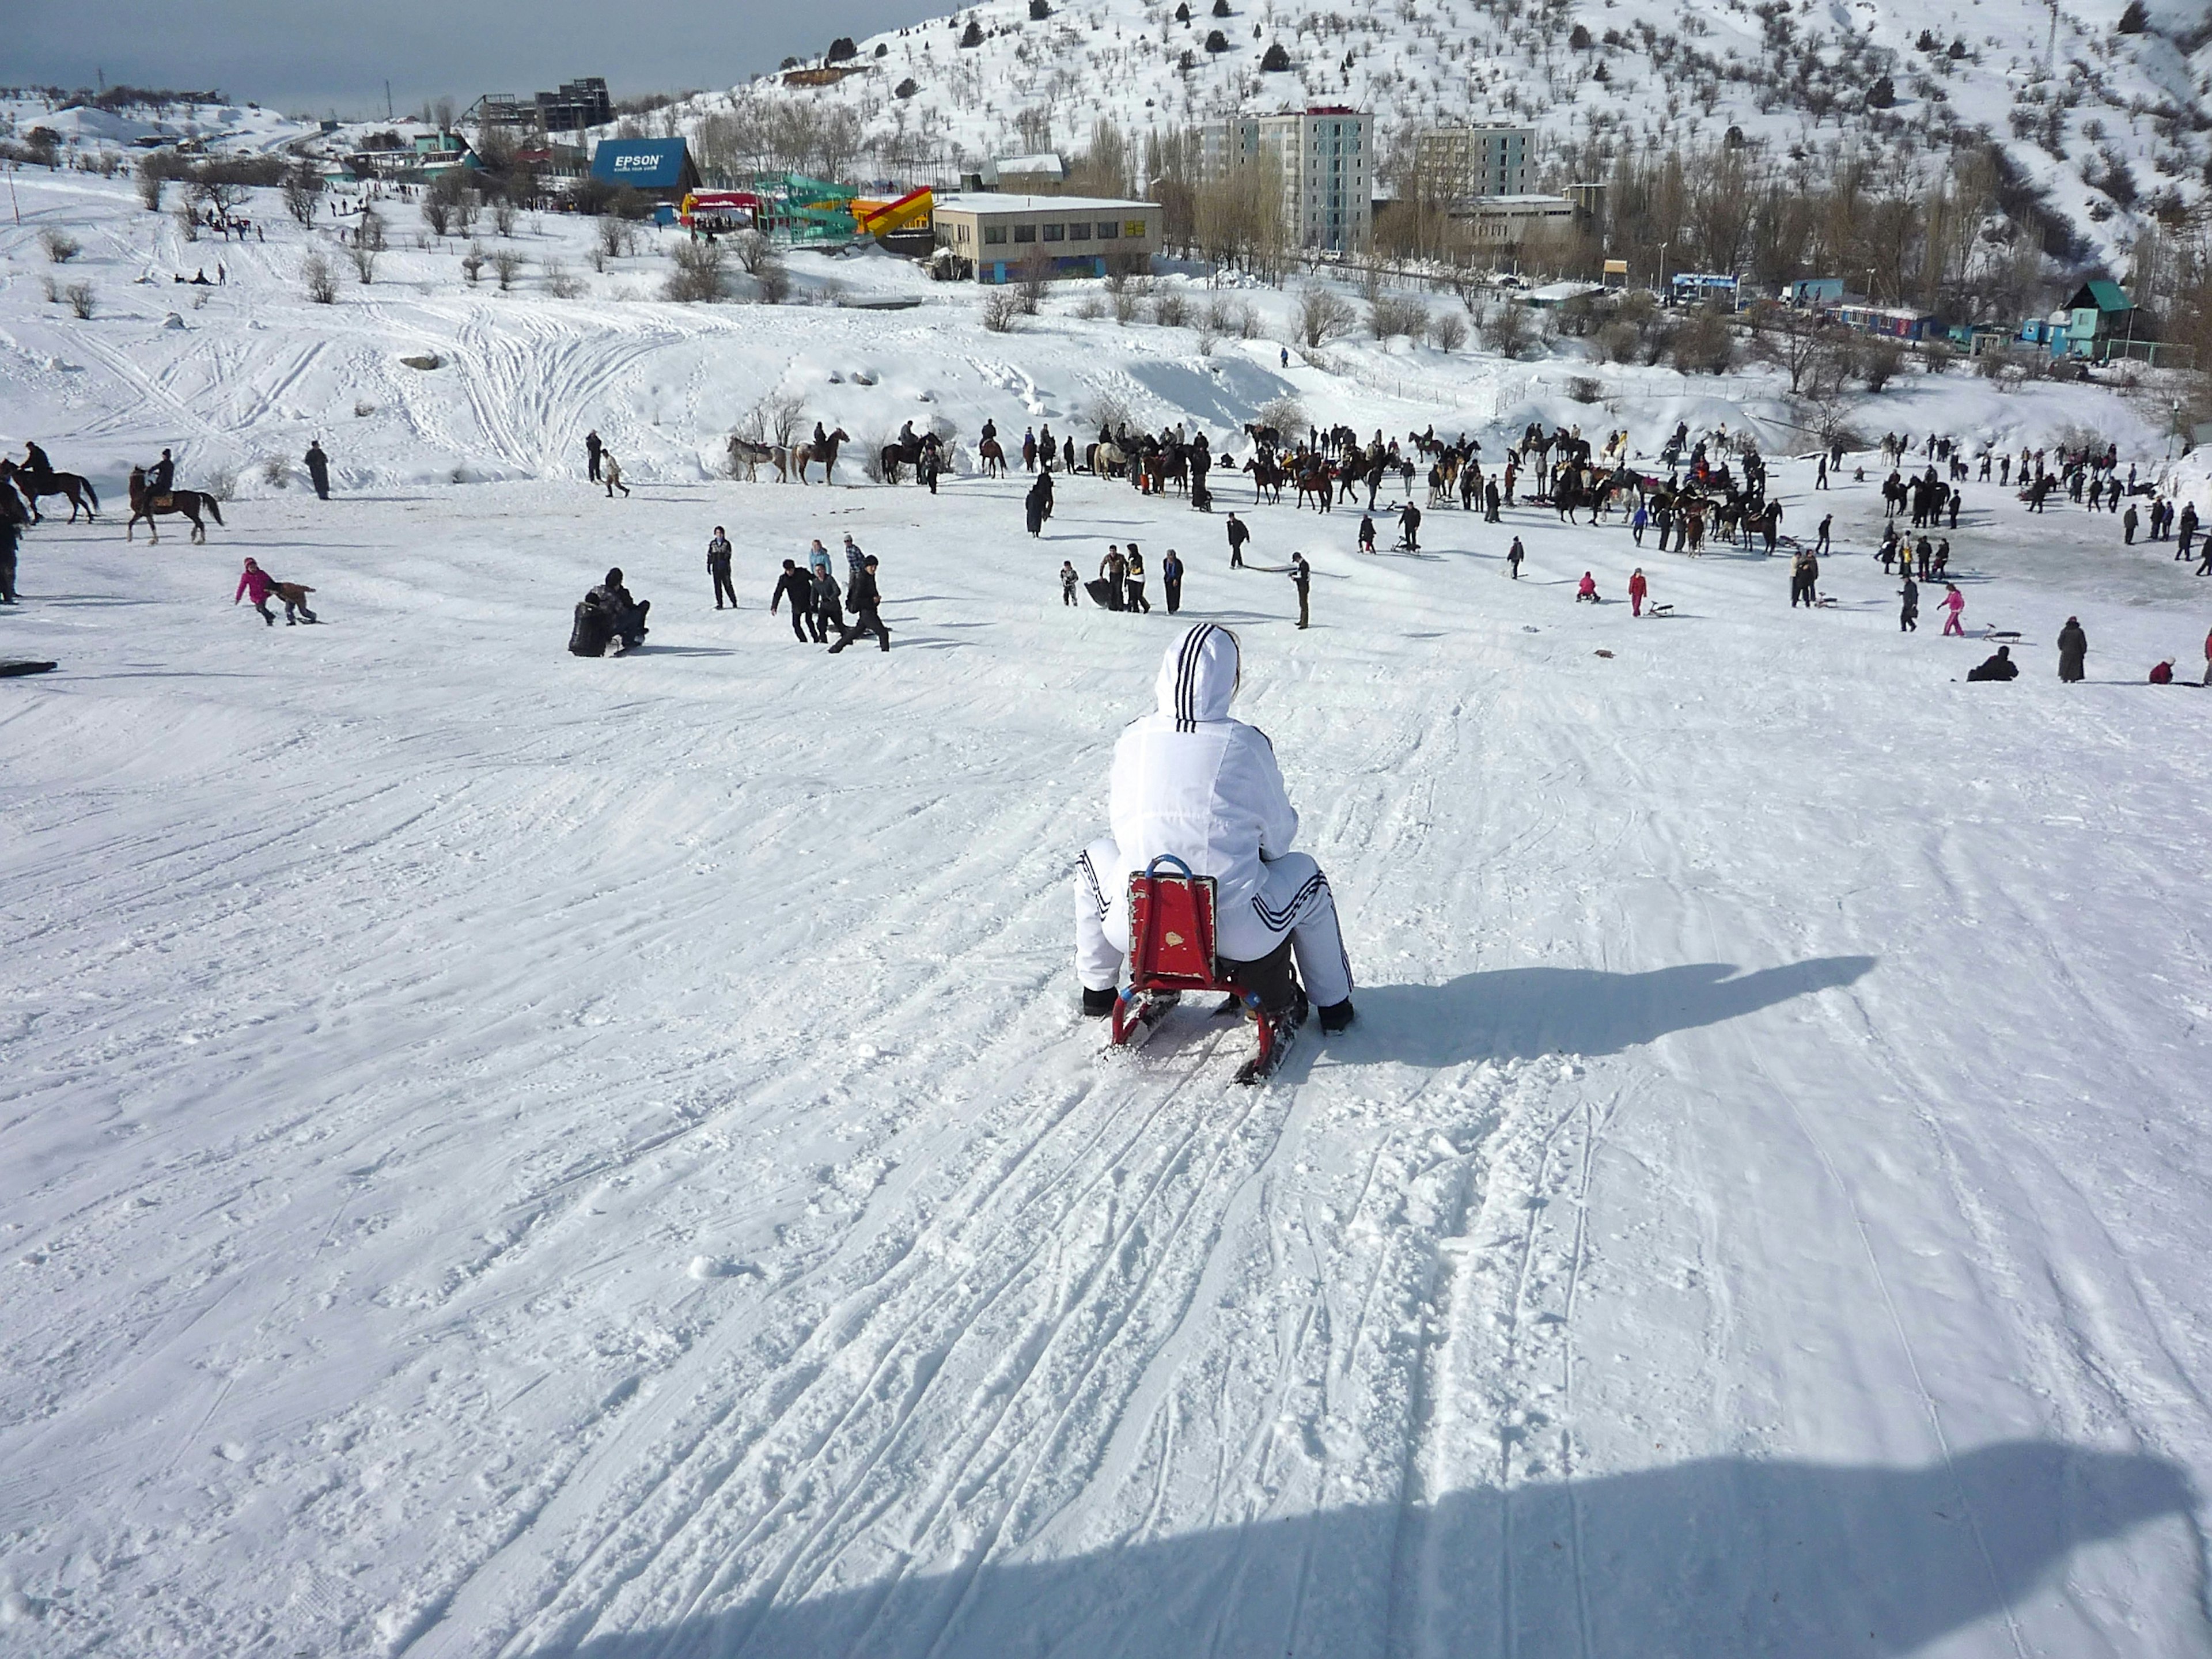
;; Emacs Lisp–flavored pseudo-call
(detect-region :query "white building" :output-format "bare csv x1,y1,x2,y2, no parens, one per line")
1199,107,1372,254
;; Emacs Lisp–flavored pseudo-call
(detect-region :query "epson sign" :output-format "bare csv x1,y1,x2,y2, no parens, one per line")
612,154,661,172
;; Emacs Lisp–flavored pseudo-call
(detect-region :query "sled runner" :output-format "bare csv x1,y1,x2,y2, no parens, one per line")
1109,855,1296,1085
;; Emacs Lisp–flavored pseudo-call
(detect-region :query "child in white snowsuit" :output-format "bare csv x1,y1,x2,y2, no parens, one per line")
1074,624,1355,1029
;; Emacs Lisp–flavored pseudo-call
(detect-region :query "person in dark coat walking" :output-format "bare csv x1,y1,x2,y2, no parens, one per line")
585,429,603,482
829,555,891,652
770,558,812,637
0,484,21,604
1289,552,1312,628
1025,472,1052,536
1506,536,1524,579
1160,548,1184,614
1226,512,1249,569
808,566,839,643
2057,616,2088,682
1790,550,1819,607
304,440,331,500
1396,502,1421,551
709,526,736,609
1897,574,1919,632
1358,513,1376,554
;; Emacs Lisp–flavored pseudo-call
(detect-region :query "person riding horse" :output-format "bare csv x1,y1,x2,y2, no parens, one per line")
147,449,176,497
22,442,52,486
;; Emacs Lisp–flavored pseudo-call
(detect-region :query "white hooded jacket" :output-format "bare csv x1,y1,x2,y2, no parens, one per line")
1109,626,1298,925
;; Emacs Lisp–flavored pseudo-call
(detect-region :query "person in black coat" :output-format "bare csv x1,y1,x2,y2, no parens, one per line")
1965,646,2018,681
304,440,331,500
2057,616,2088,682
588,567,648,647
770,558,812,637
1898,574,1919,632
808,567,839,643
709,526,736,609
829,555,890,652
1161,548,1184,613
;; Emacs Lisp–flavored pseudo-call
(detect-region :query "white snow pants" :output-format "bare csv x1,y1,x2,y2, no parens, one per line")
1074,835,1353,1007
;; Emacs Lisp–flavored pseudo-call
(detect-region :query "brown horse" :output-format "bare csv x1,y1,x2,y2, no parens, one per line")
127,467,224,544
977,436,1007,477
791,427,849,485
0,459,99,523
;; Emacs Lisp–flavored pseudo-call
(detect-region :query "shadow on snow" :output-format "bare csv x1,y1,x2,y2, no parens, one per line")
542,1441,2193,1659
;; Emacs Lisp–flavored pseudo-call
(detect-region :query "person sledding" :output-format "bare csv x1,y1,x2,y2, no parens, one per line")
569,566,649,655
1074,624,1355,1080
233,556,317,625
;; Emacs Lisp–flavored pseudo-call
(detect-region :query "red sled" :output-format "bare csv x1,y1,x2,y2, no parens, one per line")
1109,855,1287,1083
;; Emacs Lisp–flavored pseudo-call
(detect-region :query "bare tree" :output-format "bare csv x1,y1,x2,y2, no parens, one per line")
301,252,338,303
282,160,320,226
1296,285,1357,346
982,287,1023,332
1748,300,1831,393
491,248,524,291
665,240,729,301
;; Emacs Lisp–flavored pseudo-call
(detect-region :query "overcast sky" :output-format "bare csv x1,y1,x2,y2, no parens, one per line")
16,0,941,118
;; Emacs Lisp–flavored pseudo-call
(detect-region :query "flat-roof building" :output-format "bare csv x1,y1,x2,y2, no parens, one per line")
1414,126,1532,203
930,194,1160,282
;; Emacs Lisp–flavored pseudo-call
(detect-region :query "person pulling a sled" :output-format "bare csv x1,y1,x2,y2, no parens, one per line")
1074,623,1356,1054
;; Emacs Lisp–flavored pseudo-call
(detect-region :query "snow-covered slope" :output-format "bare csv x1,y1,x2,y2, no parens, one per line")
664,0,2212,271
6,166,2212,1659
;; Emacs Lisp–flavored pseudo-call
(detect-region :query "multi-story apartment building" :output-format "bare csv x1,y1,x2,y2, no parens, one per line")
1198,107,1372,253
1412,125,1533,202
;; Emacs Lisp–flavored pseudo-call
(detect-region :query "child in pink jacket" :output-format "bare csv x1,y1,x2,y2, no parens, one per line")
1938,583,1966,635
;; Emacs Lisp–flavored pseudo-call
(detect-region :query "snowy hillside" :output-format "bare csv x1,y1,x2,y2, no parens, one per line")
657,0,2212,270
6,168,2212,1659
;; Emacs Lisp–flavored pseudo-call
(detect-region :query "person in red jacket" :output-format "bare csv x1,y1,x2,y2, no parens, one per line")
1627,567,1647,616
1574,571,1600,603
2203,626,2211,686
2149,659,2175,684
233,556,316,625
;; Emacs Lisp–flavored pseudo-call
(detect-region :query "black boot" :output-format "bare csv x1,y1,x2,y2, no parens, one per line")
1317,998,1356,1033
1081,986,1119,1017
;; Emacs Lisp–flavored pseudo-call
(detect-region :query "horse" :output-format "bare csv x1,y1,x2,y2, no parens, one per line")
0,460,100,523
1086,441,1127,479
791,428,849,485
726,436,777,482
977,436,1007,477
1294,465,1334,512
1243,422,1280,453
126,467,224,544
1242,455,1282,505
878,432,942,485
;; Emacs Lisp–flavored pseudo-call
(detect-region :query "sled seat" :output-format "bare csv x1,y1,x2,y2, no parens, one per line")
1111,857,1284,1070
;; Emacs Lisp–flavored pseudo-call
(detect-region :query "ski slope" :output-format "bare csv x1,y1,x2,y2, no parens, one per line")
4,171,2212,1658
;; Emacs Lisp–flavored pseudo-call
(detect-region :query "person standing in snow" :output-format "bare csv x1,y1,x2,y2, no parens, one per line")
1815,513,1831,555
1226,512,1250,570
1073,623,1355,1036
1898,574,1919,632
601,452,629,498
1161,548,1184,615
2124,503,2139,544
585,430,603,483
1506,536,1524,579
1628,567,1647,617
708,525,736,609
1100,545,1128,610
1289,552,1312,628
0,485,22,604
770,558,812,637
1124,545,1152,614
1397,502,1421,552
844,533,866,584
829,554,890,653
304,440,331,501
2057,616,2088,681
1357,513,1377,554
1790,550,1819,608
808,563,840,644
1938,582,1965,635
1060,561,1080,607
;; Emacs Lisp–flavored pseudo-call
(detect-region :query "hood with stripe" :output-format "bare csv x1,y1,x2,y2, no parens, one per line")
1112,626,1300,948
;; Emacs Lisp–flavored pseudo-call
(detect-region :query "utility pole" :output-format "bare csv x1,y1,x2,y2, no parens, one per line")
385,80,394,121
2047,0,2059,75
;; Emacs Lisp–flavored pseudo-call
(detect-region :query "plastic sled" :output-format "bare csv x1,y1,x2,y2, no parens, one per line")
1109,855,1287,1082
